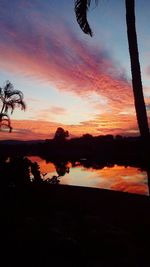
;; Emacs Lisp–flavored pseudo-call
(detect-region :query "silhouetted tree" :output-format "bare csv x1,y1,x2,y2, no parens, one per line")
0,156,31,186
46,175,60,184
115,135,123,141
54,160,70,177
74,0,149,140
0,81,26,132
82,133,93,140
0,113,12,132
30,162,42,183
54,127,69,141
0,155,62,186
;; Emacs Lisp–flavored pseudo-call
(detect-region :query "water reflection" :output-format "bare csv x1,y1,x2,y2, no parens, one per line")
28,156,149,195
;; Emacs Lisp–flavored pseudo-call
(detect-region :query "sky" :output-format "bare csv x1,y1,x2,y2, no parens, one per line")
0,0,150,140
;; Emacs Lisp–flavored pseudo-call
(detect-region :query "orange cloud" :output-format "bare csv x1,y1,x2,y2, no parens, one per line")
0,5,149,139
0,115,138,141
0,13,134,113
49,106,67,115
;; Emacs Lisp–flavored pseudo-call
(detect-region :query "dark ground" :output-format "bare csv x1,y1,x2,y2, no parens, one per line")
6,184,150,267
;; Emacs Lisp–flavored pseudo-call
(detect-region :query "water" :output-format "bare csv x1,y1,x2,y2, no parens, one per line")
29,156,149,195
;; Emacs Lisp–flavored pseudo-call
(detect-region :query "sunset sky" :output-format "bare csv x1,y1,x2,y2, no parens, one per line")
0,0,150,140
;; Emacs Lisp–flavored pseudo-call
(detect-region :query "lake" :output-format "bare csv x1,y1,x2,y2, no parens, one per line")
28,156,149,195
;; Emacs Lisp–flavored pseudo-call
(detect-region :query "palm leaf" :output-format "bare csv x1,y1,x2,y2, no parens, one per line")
74,0,98,36
5,90,23,100
18,99,26,111
0,113,12,132
4,81,13,96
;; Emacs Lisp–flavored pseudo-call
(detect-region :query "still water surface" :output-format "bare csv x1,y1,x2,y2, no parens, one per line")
29,156,149,195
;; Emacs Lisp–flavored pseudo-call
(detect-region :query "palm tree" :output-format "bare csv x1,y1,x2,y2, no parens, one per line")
0,81,26,132
0,113,12,132
74,0,149,140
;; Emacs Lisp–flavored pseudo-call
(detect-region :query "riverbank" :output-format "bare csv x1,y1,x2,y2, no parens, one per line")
6,184,150,266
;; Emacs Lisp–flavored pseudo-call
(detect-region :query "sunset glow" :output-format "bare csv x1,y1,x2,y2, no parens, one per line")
27,156,148,195
0,0,150,140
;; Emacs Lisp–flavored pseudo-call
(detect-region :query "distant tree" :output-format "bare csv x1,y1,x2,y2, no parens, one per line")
54,161,70,177
53,127,69,141
115,135,123,141
0,81,26,132
82,133,93,139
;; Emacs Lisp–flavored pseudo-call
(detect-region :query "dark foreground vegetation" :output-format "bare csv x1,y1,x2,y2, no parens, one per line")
5,183,150,267
1,135,150,162
2,135,150,266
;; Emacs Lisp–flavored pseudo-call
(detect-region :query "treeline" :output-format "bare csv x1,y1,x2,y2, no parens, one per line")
0,134,149,163
43,134,148,162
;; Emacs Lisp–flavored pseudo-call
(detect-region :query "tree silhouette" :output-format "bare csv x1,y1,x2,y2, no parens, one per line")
0,81,26,132
54,127,69,141
74,0,149,140
54,160,70,177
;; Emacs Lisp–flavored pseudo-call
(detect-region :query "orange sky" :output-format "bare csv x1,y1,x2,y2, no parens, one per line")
0,0,150,140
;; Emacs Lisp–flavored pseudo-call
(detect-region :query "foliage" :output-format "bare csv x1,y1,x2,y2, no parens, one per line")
0,80,26,132
0,156,64,187
54,127,69,141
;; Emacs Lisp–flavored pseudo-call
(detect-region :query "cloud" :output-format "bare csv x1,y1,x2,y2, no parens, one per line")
0,0,149,139
146,66,150,77
0,0,134,115
50,106,67,115
0,115,139,142
27,106,67,121
80,112,139,136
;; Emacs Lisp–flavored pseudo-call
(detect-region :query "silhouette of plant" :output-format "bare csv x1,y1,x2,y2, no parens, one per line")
0,81,26,132
53,127,69,142
30,161,43,183
0,156,31,186
74,0,149,140
0,154,65,187
0,113,12,132
46,175,61,184
54,160,70,177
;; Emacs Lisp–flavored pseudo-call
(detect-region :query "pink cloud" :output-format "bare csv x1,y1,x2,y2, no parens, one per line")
0,10,134,115
0,2,149,139
0,115,139,141
50,106,67,115
146,66,150,77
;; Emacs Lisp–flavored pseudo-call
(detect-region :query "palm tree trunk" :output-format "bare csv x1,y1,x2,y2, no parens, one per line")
125,0,149,140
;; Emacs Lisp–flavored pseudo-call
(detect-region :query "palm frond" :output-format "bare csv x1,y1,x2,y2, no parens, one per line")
74,0,98,36
0,113,10,121
0,80,26,132
3,90,26,113
4,101,15,114
0,113,12,132
4,81,13,96
5,90,23,100
19,100,26,111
